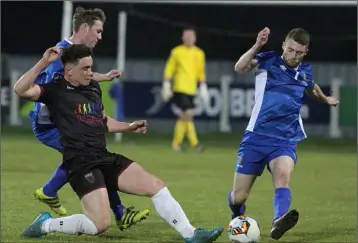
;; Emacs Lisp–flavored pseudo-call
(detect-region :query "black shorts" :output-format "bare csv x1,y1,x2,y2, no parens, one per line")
65,152,134,199
172,92,195,111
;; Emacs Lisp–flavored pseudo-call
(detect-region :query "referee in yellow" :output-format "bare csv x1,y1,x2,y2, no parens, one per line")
161,27,209,152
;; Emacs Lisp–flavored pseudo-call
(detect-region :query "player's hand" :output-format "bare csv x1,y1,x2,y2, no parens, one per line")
161,81,173,102
105,70,122,81
256,27,270,47
129,120,148,134
42,47,62,65
199,82,210,105
326,96,339,107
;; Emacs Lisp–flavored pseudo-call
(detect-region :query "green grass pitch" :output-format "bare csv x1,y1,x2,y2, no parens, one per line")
1,129,356,242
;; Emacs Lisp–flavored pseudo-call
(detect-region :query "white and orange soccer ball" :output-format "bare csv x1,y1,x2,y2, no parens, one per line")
227,216,261,243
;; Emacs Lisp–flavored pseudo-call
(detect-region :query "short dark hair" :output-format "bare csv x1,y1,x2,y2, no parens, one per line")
285,28,310,46
60,44,93,65
72,7,106,32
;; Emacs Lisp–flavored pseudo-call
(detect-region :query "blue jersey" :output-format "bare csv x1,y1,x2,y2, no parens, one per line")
246,51,315,142
30,39,72,127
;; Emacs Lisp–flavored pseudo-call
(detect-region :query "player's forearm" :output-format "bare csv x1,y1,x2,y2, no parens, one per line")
307,84,329,103
105,116,133,133
14,59,48,97
92,72,109,82
234,44,261,73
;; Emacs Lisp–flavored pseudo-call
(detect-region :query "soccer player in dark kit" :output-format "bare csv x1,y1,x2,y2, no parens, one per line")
15,44,223,243
31,6,149,229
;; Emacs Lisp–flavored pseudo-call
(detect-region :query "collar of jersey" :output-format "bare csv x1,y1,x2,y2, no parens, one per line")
64,80,81,89
64,38,73,45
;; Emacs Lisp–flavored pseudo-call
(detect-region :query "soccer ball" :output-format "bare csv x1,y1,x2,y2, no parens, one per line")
227,216,260,243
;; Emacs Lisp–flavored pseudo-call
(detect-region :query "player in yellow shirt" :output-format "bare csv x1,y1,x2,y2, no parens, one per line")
161,27,209,152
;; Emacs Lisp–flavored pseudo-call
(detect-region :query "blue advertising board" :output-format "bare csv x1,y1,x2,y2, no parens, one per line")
120,81,330,124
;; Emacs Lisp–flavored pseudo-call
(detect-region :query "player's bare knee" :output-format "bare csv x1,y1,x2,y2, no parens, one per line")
273,173,291,188
118,162,166,197
270,156,294,187
95,221,110,234
91,214,111,233
81,188,111,234
147,176,165,197
86,208,111,233
272,168,292,188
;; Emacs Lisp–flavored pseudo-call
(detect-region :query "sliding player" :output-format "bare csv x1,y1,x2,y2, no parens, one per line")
31,6,149,230
16,44,223,243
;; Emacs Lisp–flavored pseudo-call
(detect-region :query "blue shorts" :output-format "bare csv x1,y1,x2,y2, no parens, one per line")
33,124,63,152
236,131,297,176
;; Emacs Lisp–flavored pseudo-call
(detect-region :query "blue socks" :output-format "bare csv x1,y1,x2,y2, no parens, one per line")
108,190,125,221
228,191,246,218
228,188,291,221
273,187,291,221
43,162,68,197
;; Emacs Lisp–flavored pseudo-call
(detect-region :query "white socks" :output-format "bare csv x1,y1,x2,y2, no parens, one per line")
151,187,196,238
40,188,196,239
42,214,98,235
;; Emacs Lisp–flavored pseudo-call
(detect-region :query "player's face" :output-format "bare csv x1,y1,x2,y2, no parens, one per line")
282,38,308,68
66,56,94,86
182,30,196,47
84,20,104,48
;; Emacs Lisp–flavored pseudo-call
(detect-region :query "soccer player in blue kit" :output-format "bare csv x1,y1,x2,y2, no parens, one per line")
31,6,149,230
228,27,339,240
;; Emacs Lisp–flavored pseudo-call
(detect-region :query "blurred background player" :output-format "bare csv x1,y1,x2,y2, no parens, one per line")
31,6,149,230
161,27,209,152
228,27,339,240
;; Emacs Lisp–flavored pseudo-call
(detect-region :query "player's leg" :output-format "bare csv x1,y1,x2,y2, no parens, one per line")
172,93,188,151
182,94,203,152
41,162,67,197
33,128,144,226
184,109,203,152
106,154,223,243
229,173,256,218
267,146,299,240
22,169,111,237
33,128,68,216
228,146,265,218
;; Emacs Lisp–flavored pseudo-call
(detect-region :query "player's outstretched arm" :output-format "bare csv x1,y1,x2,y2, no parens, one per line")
105,116,148,134
306,84,339,106
93,70,122,82
14,47,61,101
234,27,270,74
